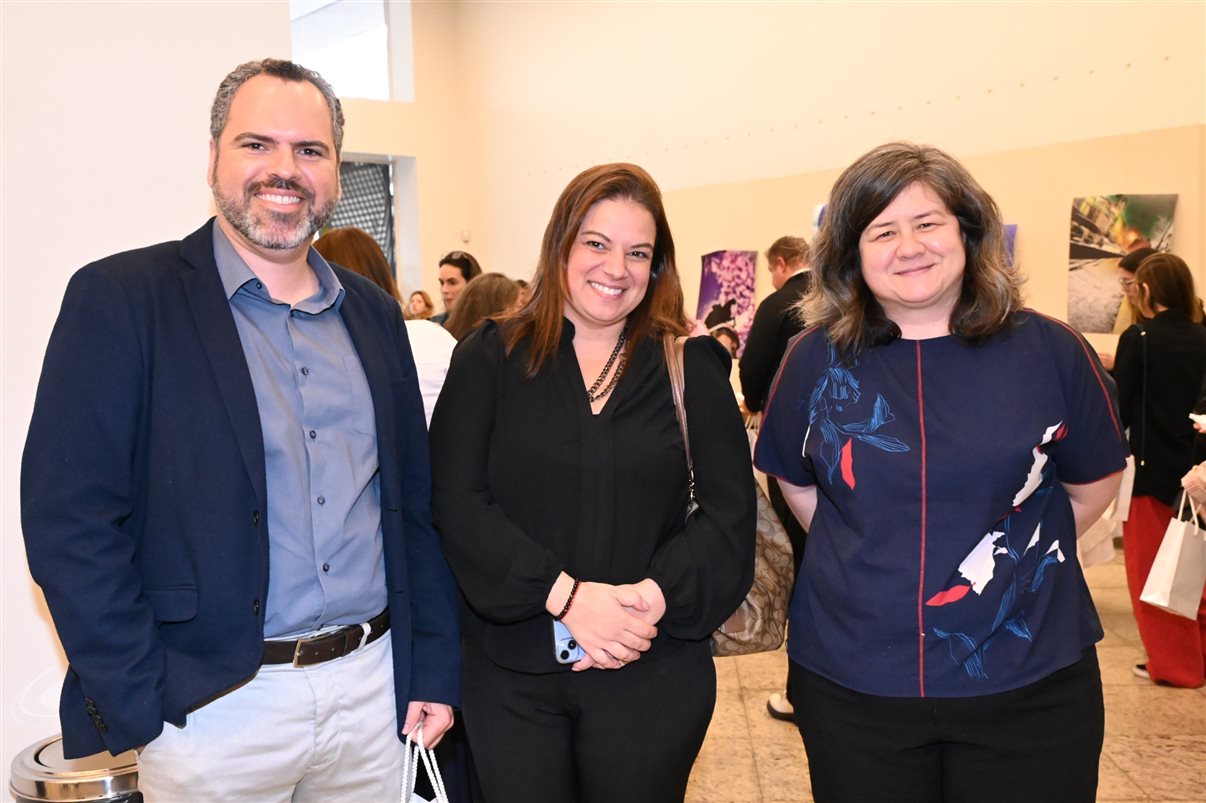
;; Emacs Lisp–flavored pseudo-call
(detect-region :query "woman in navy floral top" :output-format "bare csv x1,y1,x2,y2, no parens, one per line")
756,143,1127,803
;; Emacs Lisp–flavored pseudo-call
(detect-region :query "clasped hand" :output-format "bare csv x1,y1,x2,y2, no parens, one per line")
561,579,665,672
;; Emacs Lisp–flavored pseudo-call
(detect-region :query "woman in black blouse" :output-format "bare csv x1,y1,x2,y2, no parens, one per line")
1113,252,1206,687
429,163,755,802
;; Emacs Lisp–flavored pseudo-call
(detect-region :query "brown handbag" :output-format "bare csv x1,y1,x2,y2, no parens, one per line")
664,335,794,657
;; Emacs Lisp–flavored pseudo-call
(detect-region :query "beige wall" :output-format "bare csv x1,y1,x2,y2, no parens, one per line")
451,2,1206,283
340,0,472,301
667,125,1206,354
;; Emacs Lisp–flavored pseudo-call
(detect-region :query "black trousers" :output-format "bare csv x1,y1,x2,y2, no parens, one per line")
462,639,715,803
790,647,1104,803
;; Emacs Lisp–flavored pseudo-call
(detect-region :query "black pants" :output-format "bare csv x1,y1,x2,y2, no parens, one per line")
791,647,1104,803
463,639,715,803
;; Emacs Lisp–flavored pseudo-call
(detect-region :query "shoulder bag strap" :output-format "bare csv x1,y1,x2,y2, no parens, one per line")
663,334,696,510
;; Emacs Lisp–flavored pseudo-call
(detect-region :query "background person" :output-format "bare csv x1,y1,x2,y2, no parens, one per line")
433,250,483,325
410,289,436,320
738,234,813,723
740,235,813,414
1098,246,1157,370
515,277,533,308
1113,252,1206,688
1114,246,1157,333
314,227,456,428
311,226,402,301
710,324,740,358
429,163,755,803
1175,458,1206,689
20,59,459,801
443,272,522,341
756,142,1127,803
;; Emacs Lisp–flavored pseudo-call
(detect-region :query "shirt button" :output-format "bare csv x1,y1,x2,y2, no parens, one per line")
317,496,325,505
322,563,330,573
252,510,261,527
301,367,310,376
309,430,317,440
252,599,261,615
255,281,263,290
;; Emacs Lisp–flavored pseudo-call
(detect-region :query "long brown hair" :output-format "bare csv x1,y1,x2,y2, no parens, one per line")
313,227,401,303
445,273,521,340
1135,252,1202,323
503,163,688,377
803,142,1022,362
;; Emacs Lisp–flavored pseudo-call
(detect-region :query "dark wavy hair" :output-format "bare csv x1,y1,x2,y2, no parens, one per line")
503,163,688,377
438,251,483,283
802,142,1022,362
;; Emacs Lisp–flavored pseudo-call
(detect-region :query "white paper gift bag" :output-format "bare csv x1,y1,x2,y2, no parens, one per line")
1140,494,1206,619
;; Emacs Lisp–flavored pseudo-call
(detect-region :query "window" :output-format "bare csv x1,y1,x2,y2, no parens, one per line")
290,0,391,101
327,161,396,271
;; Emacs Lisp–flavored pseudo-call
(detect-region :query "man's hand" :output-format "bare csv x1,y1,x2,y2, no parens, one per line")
402,701,454,748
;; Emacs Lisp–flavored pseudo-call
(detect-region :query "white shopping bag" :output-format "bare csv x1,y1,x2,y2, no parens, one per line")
1140,494,1206,619
1111,456,1136,522
400,724,450,803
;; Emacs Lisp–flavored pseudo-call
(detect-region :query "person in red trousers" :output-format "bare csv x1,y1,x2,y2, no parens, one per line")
1113,252,1206,688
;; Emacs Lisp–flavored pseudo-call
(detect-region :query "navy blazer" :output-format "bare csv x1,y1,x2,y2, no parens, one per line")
22,219,460,758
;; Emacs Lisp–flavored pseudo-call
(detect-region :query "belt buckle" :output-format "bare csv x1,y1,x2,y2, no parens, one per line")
290,623,372,667
291,632,327,668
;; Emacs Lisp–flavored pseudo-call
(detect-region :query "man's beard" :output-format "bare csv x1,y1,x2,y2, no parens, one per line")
213,178,337,251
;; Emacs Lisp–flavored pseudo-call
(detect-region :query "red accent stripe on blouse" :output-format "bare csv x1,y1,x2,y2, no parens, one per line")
1029,310,1124,441
915,340,927,698
761,325,824,415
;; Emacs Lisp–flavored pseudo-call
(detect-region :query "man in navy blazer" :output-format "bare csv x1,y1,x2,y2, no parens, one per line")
21,59,459,801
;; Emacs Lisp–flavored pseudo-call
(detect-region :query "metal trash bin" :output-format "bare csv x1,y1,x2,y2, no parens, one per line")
10,735,140,802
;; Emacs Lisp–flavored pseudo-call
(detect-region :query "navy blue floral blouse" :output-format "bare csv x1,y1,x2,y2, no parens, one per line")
756,311,1128,697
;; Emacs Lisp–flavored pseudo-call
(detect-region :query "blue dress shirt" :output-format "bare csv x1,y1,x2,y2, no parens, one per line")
213,226,386,638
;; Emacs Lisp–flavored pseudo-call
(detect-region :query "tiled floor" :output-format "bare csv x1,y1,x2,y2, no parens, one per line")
685,554,1206,802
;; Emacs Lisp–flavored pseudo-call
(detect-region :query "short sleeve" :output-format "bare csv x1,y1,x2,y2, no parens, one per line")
1043,319,1129,484
753,328,822,487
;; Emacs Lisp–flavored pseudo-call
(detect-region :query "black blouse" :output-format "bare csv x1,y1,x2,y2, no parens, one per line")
430,320,756,673
1114,308,1206,505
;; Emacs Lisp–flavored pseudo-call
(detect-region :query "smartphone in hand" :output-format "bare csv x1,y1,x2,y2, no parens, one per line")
553,620,585,664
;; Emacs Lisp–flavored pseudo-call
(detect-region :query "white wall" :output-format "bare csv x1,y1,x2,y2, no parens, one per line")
0,0,291,786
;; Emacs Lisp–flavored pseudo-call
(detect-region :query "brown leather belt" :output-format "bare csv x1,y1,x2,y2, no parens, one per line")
262,608,390,667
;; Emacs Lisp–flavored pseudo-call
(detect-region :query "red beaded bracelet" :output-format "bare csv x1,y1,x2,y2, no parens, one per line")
554,577,581,621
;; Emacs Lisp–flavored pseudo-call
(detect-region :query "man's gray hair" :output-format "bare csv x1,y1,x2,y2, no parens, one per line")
210,59,345,155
